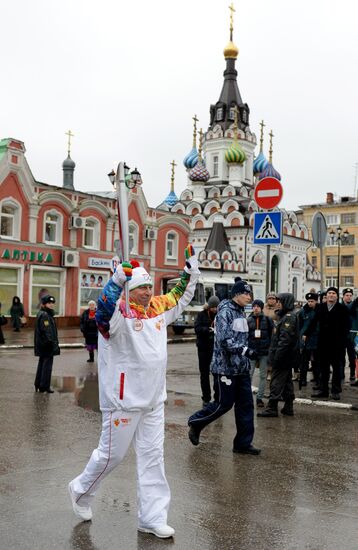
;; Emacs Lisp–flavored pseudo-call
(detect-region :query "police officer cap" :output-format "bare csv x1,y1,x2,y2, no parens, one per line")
305,292,318,301
41,294,56,305
342,288,354,295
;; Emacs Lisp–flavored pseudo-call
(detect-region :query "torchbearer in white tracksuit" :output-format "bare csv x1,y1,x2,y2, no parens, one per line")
68,245,199,539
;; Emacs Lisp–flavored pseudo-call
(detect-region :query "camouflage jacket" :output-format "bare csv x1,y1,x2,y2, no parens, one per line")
210,299,250,376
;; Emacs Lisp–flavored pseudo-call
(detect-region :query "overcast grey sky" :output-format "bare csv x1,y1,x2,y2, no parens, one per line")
2,0,357,211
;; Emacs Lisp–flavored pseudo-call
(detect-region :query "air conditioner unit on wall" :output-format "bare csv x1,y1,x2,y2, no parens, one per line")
62,250,80,267
144,228,158,240
70,215,86,229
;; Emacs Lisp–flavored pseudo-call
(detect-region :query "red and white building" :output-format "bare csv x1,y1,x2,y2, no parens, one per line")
0,138,190,325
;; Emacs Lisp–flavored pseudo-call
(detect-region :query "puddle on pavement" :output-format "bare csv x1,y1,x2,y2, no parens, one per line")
52,374,100,412
51,376,185,415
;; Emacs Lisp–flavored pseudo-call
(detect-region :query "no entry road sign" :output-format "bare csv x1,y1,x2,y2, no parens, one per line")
254,177,283,209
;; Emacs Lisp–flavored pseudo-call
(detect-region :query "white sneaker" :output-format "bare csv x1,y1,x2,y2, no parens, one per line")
68,482,93,521
138,524,175,538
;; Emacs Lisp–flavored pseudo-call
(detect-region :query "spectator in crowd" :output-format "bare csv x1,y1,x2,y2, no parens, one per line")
80,300,99,363
194,295,220,405
308,287,350,400
263,293,279,322
247,299,273,407
0,302,7,344
188,280,261,455
341,288,356,381
257,293,300,417
298,292,320,387
34,295,60,393
10,296,25,332
319,291,327,304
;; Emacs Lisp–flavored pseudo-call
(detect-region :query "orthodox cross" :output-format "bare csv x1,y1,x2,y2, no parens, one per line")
259,120,265,153
269,130,274,163
170,160,177,192
192,114,199,147
229,3,235,40
65,130,74,156
198,129,204,161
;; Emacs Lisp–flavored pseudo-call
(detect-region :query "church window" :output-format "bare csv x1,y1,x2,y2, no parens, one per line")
229,108,235,120
216,108,223,121
242,110,247,123
213,155,219,177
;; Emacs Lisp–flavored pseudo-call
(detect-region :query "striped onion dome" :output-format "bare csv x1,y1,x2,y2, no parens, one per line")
225,141,246,164
163,190,178,207
183,147,198,169
189,160,210,182
258,162,281,181
253,151,268,175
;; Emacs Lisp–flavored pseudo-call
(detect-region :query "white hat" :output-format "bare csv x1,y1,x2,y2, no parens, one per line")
128,267,153,291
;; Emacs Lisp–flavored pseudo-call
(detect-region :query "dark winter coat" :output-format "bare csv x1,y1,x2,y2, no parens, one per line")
298,304,318,350
80,309,98,346
34,308,60,357
210,299,251,376
268,293,300,370
247,313,273,356
195,309,216,352
304,301,350,352
10,302,24,329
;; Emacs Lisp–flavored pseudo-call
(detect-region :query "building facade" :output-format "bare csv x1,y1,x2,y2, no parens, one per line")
299,192,358,293
0,139,190,324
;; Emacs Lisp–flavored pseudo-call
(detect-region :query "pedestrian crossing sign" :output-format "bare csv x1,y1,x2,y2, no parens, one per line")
253,211,283,244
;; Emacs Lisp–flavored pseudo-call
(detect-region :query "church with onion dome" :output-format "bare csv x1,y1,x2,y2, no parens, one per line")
158,4,320,300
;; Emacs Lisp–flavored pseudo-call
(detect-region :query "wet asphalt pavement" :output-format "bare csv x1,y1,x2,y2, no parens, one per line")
1,340,358,550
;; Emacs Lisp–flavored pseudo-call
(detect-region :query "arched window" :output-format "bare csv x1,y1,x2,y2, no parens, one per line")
83,217,100,249
270,255,279,293
166,231,178,260
0,199,21,239
44,210,63,245
129,223,138,254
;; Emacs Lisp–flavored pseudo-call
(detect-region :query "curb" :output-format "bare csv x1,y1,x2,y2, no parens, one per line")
251,385,355,411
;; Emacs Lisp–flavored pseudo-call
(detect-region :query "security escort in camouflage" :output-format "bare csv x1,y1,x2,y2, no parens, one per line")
188,280,261,456
258,293,300,417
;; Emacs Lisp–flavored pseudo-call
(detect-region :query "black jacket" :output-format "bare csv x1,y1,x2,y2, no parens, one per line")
269,293,300,370
247,313,273,356
34,308,60,357
304,301,350,352
298,304,318,350
80,309,98,346
195,309,216,352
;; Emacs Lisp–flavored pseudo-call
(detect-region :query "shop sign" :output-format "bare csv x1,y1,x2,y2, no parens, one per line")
88,257,112,269
1,248,53,263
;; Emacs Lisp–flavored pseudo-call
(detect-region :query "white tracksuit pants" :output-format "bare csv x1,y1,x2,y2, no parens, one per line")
70,402,170,527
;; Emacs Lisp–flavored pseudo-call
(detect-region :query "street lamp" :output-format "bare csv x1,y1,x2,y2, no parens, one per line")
329,225,349,290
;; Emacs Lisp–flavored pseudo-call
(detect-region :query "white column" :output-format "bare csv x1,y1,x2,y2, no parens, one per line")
28,204,40,243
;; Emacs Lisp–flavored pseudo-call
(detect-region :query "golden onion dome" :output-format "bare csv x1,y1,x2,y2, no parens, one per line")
223,40,239,59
